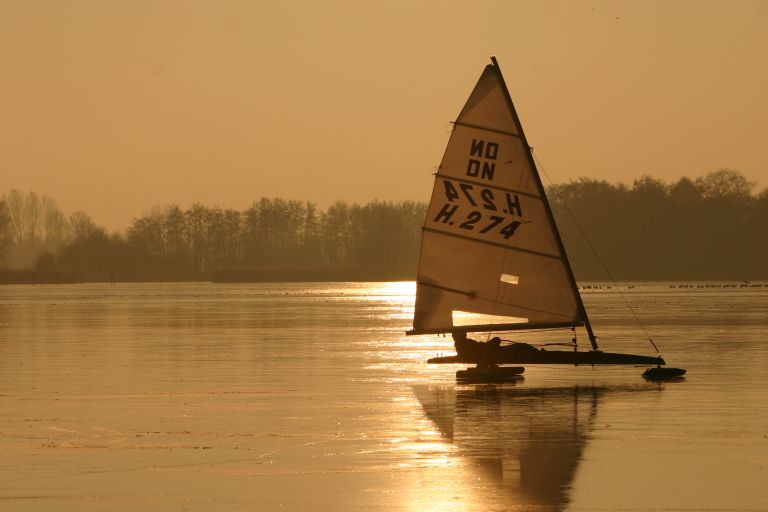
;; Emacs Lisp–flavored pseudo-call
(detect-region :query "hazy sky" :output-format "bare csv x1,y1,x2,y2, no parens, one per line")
2,0,767,230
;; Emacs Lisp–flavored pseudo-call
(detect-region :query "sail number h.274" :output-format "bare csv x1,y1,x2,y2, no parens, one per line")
433,180,523,240
430,138,525,241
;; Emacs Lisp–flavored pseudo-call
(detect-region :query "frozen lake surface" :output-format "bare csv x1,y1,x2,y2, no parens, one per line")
1,282,767,511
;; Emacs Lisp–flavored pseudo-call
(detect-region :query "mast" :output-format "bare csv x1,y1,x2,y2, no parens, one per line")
489,56,599,350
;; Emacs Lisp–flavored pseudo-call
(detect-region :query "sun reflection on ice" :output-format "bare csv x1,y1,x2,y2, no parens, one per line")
378,393,504,511
366,281,416,298
357,281,417,322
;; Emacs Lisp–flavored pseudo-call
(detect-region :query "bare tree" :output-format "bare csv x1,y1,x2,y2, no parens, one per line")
4,190,26,244
0,200,10,263
1,190,71,268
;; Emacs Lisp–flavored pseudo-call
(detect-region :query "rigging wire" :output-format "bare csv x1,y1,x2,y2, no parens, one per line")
532,152,663,357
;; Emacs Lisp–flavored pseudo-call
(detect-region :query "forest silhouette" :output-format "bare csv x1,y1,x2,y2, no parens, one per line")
1,169,766,283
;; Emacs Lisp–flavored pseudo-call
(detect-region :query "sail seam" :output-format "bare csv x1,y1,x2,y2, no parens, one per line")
453,120,521,138
433,174,542,200
421,227,561,259
415,279,476,298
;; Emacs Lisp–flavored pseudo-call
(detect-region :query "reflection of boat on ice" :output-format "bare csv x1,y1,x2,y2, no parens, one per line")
642,366,686,380
413,384,656,510
407,57,683,380
456,365,525,383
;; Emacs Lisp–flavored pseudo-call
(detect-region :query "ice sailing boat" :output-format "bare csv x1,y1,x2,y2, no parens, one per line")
407,57,681,380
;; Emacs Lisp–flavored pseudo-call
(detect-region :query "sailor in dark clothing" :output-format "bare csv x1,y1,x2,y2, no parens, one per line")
452,331,484,360
482,336,502,368
453,332,544,365
453,332,502,367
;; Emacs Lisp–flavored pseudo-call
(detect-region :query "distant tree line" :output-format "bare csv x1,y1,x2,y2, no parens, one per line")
1,169,766,283
0,190,105,278
550,169,768,280
0,194,425,283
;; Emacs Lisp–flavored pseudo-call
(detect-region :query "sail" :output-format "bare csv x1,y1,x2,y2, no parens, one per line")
411,61,586,334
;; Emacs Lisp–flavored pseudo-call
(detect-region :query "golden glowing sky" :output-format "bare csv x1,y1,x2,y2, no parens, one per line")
2,0,767,230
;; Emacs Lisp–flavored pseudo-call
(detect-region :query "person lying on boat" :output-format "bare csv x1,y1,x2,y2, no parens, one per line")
452,332,507,367
452,331,488,360
452,331,540,365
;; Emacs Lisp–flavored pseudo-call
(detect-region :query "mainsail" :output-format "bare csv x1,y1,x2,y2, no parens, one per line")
411,58,591,339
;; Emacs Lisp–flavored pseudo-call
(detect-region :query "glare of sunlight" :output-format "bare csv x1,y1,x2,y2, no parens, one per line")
366,281,416,299
360,281,416,322
452,311,528,326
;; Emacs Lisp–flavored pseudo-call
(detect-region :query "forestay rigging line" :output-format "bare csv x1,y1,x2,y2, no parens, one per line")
531,152,663,357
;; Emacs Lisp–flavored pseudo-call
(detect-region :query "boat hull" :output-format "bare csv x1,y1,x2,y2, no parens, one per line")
428,347,664,366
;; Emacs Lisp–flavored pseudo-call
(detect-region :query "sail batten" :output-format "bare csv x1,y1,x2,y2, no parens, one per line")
412,59,590,337
452,121,522,138
433,173,545,200
421,227,562,259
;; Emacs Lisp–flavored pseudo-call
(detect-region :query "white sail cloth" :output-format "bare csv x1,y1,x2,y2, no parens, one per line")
412,64,584,333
